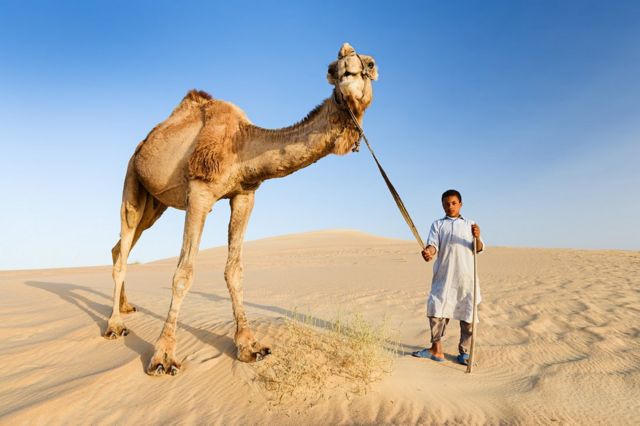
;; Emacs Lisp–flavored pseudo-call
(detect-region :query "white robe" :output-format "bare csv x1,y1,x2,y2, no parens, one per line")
426,215,484,322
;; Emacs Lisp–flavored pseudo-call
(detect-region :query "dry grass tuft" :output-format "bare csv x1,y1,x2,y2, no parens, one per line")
252,311,400,405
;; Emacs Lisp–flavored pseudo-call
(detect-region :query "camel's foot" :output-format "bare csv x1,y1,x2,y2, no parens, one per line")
147,350,181,376
237,341,272,363
235,328,271,362
119,302,137,314
104,321,129,339
147,354,182,376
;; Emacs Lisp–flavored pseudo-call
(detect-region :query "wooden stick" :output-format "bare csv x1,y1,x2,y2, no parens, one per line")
466,237,479,374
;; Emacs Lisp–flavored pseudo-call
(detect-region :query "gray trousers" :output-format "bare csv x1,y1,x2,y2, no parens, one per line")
429,316,473,355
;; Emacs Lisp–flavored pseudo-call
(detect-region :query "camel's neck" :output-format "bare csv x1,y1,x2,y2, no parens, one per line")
240,97,362,183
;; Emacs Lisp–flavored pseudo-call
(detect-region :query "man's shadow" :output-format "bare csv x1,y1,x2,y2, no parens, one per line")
25,281,237,370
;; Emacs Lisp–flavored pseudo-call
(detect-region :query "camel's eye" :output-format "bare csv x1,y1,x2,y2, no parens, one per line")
368,62,374,69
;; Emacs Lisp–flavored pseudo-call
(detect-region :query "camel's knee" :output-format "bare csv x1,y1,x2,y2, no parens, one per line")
172,266,194,297
112,263,125,281
224,259,243,285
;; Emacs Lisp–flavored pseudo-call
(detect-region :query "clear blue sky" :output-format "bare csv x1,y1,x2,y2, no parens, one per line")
1,1,639,270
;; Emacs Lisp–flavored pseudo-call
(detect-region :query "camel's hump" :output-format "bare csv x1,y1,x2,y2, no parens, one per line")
183,89,213,103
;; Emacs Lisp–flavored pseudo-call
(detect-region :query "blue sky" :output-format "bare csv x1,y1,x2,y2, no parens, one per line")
1,1,639,270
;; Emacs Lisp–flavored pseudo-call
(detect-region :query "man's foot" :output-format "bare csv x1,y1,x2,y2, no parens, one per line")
429,341,445,361
411,348,445,362
456,353,469,365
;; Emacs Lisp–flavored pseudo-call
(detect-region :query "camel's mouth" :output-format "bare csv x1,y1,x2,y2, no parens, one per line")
341,71,354,80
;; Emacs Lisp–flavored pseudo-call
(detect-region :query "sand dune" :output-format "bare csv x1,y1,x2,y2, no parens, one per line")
1,230,638,425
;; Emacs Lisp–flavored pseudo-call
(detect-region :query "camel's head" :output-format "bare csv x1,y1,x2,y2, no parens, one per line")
327,43,378,115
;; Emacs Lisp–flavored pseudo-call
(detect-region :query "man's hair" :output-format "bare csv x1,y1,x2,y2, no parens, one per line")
441,189,462,202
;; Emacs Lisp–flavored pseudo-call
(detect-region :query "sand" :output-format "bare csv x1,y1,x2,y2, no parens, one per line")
1,230,638,425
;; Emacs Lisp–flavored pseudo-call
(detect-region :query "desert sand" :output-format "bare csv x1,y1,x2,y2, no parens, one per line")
1,230,638,425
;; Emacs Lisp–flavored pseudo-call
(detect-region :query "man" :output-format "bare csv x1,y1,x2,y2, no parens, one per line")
412,189,484,365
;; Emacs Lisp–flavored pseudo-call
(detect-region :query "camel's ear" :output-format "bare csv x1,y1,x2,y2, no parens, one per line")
338,42,355,59
327,60,338,85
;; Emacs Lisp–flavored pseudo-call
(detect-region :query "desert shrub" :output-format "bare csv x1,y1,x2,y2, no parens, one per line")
252,311,400,405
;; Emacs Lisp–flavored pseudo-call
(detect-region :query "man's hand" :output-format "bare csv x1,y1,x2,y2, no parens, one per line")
471,224,481,239
471,224,484,252
421,245,436,262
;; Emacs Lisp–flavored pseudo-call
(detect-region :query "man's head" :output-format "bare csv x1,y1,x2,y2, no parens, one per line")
441,189,462,218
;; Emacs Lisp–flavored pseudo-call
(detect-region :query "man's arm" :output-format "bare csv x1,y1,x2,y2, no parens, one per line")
472,224,484,253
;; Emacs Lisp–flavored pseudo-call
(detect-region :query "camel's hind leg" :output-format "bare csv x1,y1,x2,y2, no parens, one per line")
110,197,167,315
105,165,166,339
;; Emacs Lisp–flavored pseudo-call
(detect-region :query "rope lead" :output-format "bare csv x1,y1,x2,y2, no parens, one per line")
346,106,425,249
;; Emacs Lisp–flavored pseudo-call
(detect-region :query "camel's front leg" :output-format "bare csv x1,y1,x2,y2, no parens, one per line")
226,192,271,362
147,188,214,376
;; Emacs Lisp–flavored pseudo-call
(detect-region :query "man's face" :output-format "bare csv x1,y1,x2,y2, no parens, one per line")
442,195,462,218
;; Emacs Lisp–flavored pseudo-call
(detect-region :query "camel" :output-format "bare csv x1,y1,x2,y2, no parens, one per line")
106,43,378,376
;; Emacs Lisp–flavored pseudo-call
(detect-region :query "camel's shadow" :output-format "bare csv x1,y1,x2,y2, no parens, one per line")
189,289,407,355
25,280,407,372
191,289,337,330
25,281,237,370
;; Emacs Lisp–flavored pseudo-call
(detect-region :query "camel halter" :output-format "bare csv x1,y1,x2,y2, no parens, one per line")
334,57,425,249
